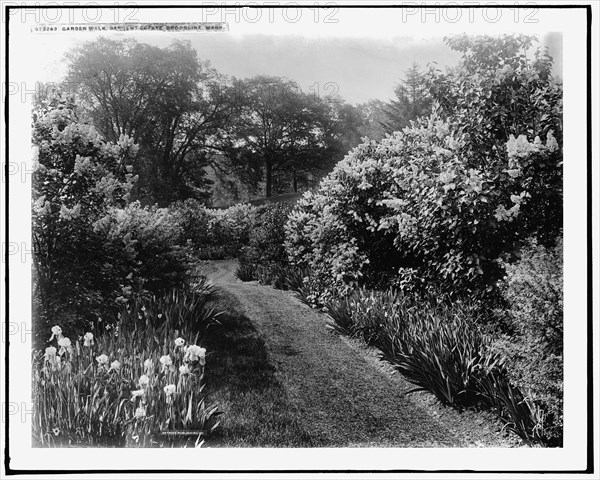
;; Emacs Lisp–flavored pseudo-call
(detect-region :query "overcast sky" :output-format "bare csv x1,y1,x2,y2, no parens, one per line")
32,31,562,106
22,1,563,108
135,33,468,104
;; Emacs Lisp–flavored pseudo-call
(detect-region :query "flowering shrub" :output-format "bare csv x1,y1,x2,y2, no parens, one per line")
33,304,220,447
286,34,562,303
32,91,139,344
379,126,561,299
285,179,374,305
428,34,563,172
286,116,562,304
283,35,563,446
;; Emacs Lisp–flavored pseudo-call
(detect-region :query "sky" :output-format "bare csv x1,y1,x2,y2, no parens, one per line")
30,32,467,104
21,9,563,106
134,33,469,104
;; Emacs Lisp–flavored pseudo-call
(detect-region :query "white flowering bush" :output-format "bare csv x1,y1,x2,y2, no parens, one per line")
286,114,562,303
33,310,219,447
32,90,139,344
286,34,563,303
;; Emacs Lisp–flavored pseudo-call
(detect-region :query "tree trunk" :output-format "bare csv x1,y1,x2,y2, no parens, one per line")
292,170,298,193
265,160,273,198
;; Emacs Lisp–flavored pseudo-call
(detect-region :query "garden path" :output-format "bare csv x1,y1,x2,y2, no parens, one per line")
201,259,520,447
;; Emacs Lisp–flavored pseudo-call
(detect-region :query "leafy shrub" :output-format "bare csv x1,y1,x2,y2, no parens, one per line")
427,35,563,249
285,34,562,304
238,203,293,286
286,119,562,305
285,181,372,305
493,236,563,444
201,204,256,258
172,201,257,259
33,296,221,447
171,198,212,248
214,203,257,247
428,35,563,184
94,202,191,297
32,91,139,345
249,203,293,264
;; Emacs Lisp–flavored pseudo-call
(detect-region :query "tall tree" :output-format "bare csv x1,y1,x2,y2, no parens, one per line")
355,99,388,142
226,76,333,197
382,62,432,133
67,38,234,205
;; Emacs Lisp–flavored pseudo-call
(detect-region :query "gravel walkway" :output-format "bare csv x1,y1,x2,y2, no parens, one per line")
201,259,521,448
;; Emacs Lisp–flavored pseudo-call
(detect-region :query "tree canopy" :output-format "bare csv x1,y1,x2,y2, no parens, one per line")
67,38,234,205
225,76,336,197
382,62,433,133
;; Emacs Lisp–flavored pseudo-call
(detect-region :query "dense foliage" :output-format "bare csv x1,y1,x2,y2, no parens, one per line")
93,202,191,297
494,237,563,443
286,34,562,304
172,199,257,259
67,38,233,205
282,34,564,445
32,93,223,447
67,39,373,203
32,91,139,343
236,203,294,288
32,93,225,347
323,288,557,445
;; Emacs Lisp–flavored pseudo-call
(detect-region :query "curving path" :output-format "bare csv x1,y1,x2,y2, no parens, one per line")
201,259,519,447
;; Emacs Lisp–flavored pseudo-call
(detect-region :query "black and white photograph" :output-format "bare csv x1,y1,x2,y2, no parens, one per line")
1,1,597,477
